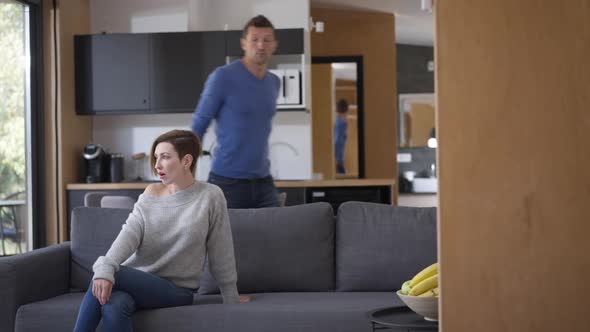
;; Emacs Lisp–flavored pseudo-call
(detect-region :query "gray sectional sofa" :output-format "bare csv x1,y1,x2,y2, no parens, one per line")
0,201,437,332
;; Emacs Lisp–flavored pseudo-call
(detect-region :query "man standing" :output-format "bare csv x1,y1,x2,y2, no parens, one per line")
334,99,349,174
192,15,281,208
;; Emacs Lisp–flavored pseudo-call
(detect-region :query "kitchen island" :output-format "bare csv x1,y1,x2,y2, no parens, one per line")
67,179,395,236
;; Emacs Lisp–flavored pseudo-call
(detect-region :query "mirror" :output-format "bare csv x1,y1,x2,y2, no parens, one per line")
312,56,365,179
398,93,435,148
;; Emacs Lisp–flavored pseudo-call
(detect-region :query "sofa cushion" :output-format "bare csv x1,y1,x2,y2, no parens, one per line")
335,202,437,291
70,207,131,290
15,293,84,332
137,292,399,332
198,202,335,294
15,292,398,332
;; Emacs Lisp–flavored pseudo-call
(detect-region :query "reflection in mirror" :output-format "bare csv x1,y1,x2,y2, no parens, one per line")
398,93,435,148
311,56,364,180
332,63,359,178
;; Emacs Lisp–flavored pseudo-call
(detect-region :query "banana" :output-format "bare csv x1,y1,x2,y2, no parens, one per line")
409,274,438,296
409,262,438,288
400,280,412,295
418,287,439,297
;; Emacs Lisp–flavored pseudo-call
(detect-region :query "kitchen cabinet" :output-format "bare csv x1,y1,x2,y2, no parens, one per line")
278,187,306,206
305,186,391,213
75,34,151,114
74,29,306,115
150,31,226,112
75,31,226,115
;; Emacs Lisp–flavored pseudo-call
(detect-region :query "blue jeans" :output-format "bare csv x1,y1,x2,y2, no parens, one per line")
208,172,280,209
73,266,194,332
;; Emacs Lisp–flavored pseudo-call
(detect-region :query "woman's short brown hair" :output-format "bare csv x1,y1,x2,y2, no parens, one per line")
150,130,201,176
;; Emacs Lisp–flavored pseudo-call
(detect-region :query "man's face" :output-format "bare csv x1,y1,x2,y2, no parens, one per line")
241,26,277,65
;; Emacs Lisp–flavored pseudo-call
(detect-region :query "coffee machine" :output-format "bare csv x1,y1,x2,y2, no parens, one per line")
83,144,109,183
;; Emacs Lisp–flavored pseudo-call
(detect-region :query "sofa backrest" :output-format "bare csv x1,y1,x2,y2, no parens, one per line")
70,207,131,290
70,203,336,294
198,202,335,294
335,202,437,292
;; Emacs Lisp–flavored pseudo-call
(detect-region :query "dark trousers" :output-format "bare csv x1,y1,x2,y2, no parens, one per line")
208,172,280,209
73,266,194,332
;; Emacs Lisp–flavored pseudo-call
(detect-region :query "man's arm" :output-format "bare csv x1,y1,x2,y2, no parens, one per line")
192,69,225,139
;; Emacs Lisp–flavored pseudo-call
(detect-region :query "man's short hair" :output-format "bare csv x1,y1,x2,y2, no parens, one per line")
242,15,275,38
336,99,349,113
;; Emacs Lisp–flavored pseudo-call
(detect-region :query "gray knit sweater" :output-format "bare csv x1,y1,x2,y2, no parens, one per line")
92,181,239,304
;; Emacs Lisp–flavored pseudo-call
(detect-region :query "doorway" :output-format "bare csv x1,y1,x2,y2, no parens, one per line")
311,56,365,179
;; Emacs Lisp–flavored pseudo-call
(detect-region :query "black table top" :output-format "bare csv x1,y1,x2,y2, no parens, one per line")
368,306,438,331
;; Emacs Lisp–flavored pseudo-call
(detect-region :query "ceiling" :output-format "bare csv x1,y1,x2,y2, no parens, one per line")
311,0,434,46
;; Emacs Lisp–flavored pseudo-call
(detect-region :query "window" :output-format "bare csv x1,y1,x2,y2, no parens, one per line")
0,0,42,255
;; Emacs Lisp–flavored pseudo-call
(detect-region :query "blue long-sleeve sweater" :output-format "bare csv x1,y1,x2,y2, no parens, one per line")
192,60,280,179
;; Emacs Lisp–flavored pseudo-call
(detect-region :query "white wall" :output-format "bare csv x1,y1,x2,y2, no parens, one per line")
89,0,312,180
91,0,310,33
91,0,191,33
188,0,309,31
92,112,311,181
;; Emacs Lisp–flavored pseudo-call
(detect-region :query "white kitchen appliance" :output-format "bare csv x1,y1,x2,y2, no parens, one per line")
284,69,301,104
269,69,285,104
269,69,301,105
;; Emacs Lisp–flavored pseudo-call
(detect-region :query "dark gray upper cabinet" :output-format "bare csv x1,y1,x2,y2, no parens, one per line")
150,31,226,112
75,34,151,114
225,28,304,56
75,29,304,115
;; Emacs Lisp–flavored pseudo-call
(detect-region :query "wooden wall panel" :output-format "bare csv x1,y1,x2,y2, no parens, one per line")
42,0,58,246
43,0,92,244
311,7,397,181
436,0,590,331
58,0,93,242
311,63,335,180
408,103,434,147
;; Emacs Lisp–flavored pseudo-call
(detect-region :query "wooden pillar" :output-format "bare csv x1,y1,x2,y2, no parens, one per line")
437,0,590,331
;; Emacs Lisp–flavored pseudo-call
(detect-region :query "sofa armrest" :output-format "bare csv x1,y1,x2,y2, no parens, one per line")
0,242,71,332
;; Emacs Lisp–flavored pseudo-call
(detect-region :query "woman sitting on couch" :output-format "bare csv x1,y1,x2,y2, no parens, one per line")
73,129,249,332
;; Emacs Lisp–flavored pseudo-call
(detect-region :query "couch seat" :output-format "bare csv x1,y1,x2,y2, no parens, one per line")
16,292,403,332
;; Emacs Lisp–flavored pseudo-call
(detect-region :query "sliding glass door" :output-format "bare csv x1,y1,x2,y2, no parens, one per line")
0,0,34,255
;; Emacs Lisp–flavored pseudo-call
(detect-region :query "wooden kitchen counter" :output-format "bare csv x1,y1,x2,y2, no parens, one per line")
66,179,395,190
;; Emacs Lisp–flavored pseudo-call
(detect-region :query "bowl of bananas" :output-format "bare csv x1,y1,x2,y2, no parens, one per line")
397,262,439,321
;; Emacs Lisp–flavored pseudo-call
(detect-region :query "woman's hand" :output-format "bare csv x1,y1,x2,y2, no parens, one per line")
239,295,251,303
92,278,113,305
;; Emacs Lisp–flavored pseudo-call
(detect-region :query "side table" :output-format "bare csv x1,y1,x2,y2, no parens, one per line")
368,306,438,331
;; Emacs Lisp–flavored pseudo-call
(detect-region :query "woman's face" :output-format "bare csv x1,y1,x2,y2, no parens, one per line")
154,142,187,184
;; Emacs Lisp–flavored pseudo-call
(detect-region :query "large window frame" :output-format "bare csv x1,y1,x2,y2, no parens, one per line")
12,0,45,249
